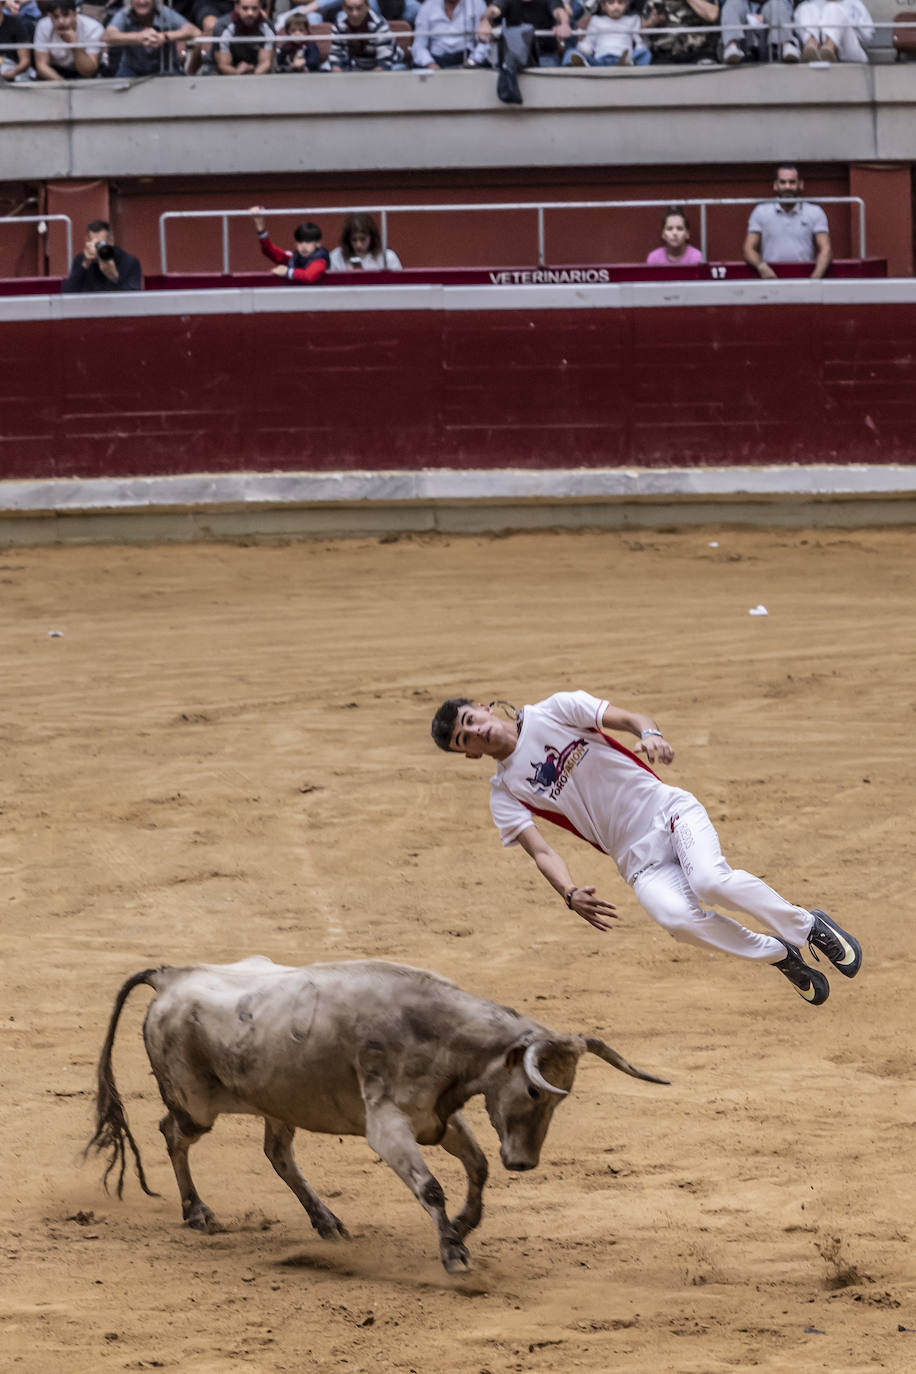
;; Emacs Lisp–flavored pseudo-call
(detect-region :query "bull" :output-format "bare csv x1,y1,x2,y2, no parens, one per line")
87,956,667,1273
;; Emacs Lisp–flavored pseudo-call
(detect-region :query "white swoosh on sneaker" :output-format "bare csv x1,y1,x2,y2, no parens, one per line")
798,980,818,1002
835,938,856,965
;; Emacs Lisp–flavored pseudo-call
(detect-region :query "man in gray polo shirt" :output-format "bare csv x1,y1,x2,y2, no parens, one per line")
743,164,832,280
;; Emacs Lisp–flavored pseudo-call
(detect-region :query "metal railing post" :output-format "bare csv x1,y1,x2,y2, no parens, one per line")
159,213,169,275
381,209,389,254
537,207,545,267
222,214,230,276
699,202,707,262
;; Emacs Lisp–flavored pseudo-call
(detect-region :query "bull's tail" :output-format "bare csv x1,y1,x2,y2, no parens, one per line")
84,968,163,1199
584,1037,670,1085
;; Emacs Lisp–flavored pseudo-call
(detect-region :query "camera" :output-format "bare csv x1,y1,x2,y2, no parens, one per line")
96,243,116,261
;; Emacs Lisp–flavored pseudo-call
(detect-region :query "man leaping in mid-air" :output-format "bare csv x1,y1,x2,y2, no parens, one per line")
431,690,861,1006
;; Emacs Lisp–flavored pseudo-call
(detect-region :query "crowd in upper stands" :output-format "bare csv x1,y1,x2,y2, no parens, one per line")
0,0,887,79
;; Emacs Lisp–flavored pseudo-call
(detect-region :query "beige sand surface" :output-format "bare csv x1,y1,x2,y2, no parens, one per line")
2,526,914,1374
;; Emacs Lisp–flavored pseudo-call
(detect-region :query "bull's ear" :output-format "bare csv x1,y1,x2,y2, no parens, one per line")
504,1043,526,1071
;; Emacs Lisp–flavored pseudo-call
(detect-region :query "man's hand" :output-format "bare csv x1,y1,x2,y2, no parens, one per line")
250,205,267,232
634,733,674,765
140,26,166,46
82,238,98,264
568,886,618,932
757,262,777,280
271,263,289,276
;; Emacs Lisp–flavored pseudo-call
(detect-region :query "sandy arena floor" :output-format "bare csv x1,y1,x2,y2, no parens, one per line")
2,525,915,1374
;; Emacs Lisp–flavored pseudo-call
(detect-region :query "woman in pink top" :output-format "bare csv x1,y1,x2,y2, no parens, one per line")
646,206,704,266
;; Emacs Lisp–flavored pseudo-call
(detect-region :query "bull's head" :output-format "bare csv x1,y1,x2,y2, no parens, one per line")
483,1034,668,1172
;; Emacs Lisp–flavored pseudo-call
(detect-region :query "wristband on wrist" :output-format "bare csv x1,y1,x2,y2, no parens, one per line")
564,886,578,909
640,729,663,740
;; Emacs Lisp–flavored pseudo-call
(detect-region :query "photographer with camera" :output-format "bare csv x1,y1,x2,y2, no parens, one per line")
62,220,143,294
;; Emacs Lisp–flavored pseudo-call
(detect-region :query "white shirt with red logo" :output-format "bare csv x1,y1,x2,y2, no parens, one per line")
489,691,690,883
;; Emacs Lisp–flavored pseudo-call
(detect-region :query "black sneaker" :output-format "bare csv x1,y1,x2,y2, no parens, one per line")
773,944,830,1005
807,909,862,978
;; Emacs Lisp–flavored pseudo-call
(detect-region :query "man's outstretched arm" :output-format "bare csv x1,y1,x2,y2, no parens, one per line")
599,703,674,765
517,826,618,932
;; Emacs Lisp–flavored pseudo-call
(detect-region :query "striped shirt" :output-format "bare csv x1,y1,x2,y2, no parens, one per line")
330,10,396,69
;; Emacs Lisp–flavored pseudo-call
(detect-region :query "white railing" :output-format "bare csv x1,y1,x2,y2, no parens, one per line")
158,196,866,274
0,214,73,268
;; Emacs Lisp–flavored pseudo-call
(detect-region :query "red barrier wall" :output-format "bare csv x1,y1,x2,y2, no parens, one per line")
2,298,915,478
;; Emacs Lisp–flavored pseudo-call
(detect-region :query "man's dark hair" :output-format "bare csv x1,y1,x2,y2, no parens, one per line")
87,220,112,234
431,697,471,752
774,163,799,178
294,222,322,244
50,0,78,11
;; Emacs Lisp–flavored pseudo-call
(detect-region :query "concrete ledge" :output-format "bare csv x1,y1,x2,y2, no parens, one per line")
2,65,915,178
3,466,914,545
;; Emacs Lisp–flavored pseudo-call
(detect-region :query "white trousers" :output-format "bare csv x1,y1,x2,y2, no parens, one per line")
632,795,814,963
794,0,870,60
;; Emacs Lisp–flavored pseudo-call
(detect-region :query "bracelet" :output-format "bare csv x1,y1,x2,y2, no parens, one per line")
640,729,663,740
564,886,578,908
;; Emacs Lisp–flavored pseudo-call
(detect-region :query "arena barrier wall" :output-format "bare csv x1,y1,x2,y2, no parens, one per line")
2,279,915,481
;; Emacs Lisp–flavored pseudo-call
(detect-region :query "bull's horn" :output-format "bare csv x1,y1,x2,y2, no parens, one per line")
584,1037,670,1085
523,1042,568,1096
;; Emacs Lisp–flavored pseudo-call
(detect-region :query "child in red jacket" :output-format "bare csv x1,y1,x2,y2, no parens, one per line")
250,206,330,284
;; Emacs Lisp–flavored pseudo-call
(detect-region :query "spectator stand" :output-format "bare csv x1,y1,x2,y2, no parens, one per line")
6,13,916,73
157,195,869,275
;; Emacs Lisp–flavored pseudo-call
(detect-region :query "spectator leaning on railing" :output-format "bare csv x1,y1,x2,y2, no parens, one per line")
646,206,704,265
250,206,331,283
329,213,403,270
104,0,200,77
33,1,107,80
214,0,275,72
330,0,398,69
276,9,324,70
62,220,143,293
743,164,833,279
411,0,492,68
0,1,30,80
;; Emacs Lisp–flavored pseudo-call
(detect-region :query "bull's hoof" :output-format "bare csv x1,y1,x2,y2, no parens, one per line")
186,1206,224,1234
441,1240,471,1274
315,1212,348,1241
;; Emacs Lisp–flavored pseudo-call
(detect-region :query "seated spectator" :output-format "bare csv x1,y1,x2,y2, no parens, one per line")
329,213,403,269
62,220,143,293
641,0,719,63
33,1,107,80
742,163,832,279
104,0,199,76
250,206,331,283
191,0,233,36
477,0,572,67
412,0,492,67
310,0,421,22
795,0,874,61
276,8,323,66
646,207,704,265
3,0,40,42
214,0,275,71
0,1,30,80
566,0,651,64
329,0,397,68
721,0,798,63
